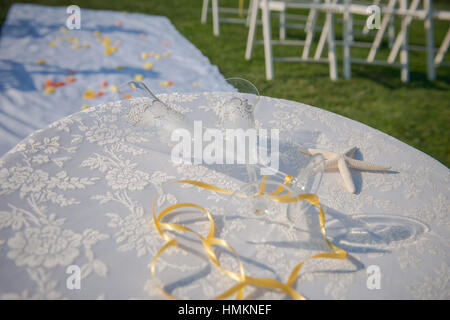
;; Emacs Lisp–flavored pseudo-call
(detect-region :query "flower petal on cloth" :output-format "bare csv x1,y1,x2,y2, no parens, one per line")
159,81,174,87
83,89,96,99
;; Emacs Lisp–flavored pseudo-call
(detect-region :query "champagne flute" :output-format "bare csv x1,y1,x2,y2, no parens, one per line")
117,81,193,152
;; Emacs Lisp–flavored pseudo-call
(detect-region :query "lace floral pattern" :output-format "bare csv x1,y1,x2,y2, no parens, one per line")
0,94,448,299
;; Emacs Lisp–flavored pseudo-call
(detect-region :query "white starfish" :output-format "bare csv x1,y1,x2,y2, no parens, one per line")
298,146,391,194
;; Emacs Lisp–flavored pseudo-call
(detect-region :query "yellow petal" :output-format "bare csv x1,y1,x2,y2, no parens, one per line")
141,52,148,59
155,54,161,60
83,89,96,99
60,26,68,33
44,86,55,94
101,37,111,46
133,74,144,81
105,46,117,55
163,51,171,57
109,85,118,92
144,62,153,70
159,81,174,87
49,42,57,48
35,59,47,65
81,105,92,110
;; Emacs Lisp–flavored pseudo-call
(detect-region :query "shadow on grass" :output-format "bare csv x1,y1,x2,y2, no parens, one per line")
352,66,450,90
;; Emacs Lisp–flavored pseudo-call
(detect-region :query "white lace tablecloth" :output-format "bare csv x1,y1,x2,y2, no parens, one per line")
0,92,448,300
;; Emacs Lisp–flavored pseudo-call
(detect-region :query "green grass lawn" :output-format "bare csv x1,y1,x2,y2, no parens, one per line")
1,0,449,167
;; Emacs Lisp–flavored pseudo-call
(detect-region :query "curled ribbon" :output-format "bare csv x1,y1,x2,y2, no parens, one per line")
151,177,347,300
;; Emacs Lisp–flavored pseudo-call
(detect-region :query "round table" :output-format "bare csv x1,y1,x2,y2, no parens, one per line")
0,93,448,299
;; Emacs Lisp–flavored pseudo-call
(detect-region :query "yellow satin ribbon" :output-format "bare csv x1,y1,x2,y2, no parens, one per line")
151,177,347,300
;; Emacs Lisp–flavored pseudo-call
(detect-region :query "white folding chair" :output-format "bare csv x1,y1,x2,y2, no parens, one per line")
246,0,338,80
345,0,448,82
201,0,256,36
429,4,450,78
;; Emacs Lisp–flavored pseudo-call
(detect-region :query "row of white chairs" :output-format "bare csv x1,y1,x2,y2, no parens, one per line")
201,0,450,82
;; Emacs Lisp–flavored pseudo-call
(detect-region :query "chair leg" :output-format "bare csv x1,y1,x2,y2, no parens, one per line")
424,0,436,80
201,0,209,24
326,5,338,81
434,28,450,66
387,0,419,63
343,0,352,79
279,10,286,41
400,0,410,82
388,16,395,48
314,18,329,60
245,0,260,60
314,0,338,61
246,0,254,26
212,0,220,36
261,0,274,80
302,0,319,60
368,0,398,62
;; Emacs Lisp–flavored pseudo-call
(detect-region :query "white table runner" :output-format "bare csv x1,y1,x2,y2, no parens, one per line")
0,4,230,156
